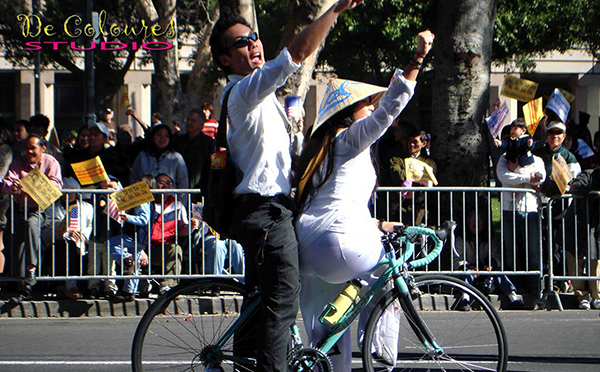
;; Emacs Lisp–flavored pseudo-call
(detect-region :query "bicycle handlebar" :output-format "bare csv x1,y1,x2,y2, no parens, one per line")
388,221,456,270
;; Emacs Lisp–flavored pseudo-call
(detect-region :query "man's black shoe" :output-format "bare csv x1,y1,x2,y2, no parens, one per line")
25,270,36,286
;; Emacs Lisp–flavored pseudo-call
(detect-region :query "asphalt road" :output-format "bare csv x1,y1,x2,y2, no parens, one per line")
0,310,599,372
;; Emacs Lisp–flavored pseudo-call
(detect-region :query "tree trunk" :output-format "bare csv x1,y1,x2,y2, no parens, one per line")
431,0,498,186
182,3,220,116
277,0,336,100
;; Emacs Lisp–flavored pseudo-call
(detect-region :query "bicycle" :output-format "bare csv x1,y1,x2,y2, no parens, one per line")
131,222,508,371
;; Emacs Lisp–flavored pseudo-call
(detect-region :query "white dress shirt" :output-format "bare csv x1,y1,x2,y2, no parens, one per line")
222,48,301,196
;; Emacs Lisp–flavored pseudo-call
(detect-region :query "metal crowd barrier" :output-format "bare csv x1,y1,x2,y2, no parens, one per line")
0,189,245,290
546,194,600,310
373,187,544,297
5,186,587,308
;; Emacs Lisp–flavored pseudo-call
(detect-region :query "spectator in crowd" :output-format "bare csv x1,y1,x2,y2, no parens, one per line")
593,130,600,155
209,2,366,368
564,169,600,309
11,120,29,144
173,109,215,202
494,118,534,157
496,137,546,301
201,103,219,139
532,121,582,279
98,107,117,140
0,116,13,275
386,125,437,225
151,112,162,126
107,175,155,302
533,121,581,198
453,208,526,310
564,127,599,170
194,220,244,275
54,177,94,299
148,173,196,293
73,124,91,151
2,134,63,299
65,122,129,186
86,176,123,299
60,130,76,153
12,114,65,171
130,124,189,189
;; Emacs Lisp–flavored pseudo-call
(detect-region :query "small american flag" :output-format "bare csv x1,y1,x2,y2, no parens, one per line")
68,204,79,231
285,96,303,119
104,185,124,224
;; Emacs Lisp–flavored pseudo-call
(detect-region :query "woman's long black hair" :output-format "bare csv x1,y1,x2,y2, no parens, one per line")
294,104,356,212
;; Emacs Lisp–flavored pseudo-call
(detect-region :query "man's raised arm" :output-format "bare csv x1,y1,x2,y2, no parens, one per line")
288,0,364,64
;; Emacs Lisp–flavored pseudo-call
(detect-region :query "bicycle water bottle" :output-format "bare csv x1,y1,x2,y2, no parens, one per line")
319,280,362,326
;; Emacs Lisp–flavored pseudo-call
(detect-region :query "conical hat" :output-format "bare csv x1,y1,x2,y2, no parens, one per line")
312,78,387,135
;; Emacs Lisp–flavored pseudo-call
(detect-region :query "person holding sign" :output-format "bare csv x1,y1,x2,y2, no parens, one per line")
496,136,546,301
2,134,62,299
532,121,581,199
293,30,434,371
107,175,155,302
494,118,534,161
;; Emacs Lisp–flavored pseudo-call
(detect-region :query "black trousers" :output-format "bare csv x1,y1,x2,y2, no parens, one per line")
232,194,299,372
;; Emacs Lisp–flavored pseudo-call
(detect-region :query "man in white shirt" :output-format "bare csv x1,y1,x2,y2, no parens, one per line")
209,1,363,371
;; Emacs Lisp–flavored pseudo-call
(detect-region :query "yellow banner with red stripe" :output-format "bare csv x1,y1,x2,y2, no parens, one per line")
70,156,110,186
523,97,544,136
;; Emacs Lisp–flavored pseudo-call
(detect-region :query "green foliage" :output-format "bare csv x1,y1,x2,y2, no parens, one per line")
493,0,599,69
319,0,432,84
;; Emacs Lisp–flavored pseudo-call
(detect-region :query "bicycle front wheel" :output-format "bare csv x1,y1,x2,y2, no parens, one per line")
132,278,256,372
362,275,508,372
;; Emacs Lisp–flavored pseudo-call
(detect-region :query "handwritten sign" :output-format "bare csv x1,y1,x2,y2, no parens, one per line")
71,156,109,185
546,88,571,123
405,158,438,186
109,180,154,212
500,76,539,102
486,101,509,139
552,154,574,195
19,167,63,210
557,88,575,104
522,97,544,136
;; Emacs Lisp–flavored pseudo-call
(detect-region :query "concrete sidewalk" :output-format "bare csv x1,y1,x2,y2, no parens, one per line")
0,292,583,318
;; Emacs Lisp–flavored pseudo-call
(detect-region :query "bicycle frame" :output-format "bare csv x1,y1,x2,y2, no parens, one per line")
203,225,446,369
292,225,446,359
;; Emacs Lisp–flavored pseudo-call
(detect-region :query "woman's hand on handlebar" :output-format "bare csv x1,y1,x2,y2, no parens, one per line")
376,219,403,233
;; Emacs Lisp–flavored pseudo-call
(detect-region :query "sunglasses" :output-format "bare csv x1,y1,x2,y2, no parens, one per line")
547,130,564,135
228,31,259,49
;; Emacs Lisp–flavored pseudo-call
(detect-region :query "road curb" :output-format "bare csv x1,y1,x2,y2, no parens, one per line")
0,293,580,318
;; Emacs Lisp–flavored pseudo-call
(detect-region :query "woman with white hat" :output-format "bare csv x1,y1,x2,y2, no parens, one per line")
294,30,434,371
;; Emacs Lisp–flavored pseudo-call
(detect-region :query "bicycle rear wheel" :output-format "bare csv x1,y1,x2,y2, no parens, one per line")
131,278,256,372
362,275,508,372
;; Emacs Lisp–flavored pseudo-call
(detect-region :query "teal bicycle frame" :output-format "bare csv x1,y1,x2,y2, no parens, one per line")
209,225,444,369
294,225,445,358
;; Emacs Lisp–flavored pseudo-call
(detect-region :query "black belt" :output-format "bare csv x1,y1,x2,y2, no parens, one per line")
235,193,292,209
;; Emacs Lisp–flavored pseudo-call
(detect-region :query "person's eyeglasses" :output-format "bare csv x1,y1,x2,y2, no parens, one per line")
157,180,173,187
228,31,259,49
547,130,563,135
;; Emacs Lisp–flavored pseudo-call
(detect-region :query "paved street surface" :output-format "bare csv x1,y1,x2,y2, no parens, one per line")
0,311,598,372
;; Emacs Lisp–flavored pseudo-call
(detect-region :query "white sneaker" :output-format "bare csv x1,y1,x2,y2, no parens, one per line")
591,299,600,309
579,300,591,310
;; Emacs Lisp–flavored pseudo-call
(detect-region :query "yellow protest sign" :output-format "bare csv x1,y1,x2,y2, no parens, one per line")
70,156,109,185
552,154,574,195
523,97,544,136
405,158,438,186
500,76,539,102
557,88,575,104
109,180,155,212
19,167,63,210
